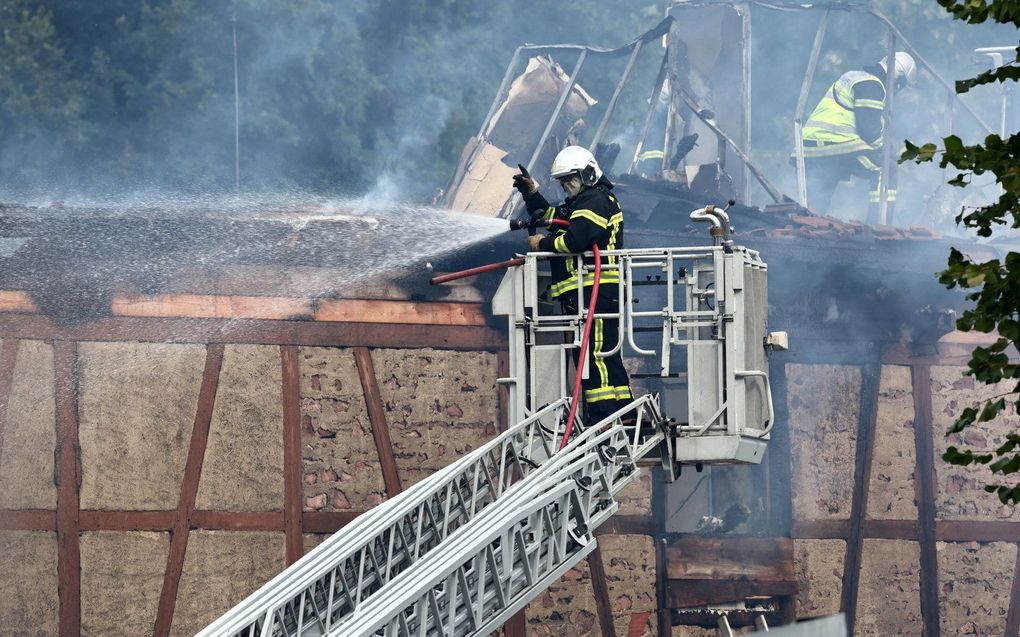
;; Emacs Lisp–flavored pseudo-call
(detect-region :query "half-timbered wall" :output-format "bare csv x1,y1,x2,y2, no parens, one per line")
786,347,1020,636
0,298,665,637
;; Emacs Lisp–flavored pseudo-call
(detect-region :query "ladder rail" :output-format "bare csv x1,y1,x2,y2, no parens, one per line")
198,399,576,637
332,417,639,636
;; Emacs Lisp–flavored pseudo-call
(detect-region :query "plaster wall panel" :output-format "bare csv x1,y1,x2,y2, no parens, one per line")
787,364,861,520
0,531,58,637
931,366,1020,521
302,533,328,554
616,471,653,516
673,628,739,637
602,534,656,637
374,348,498,487
80,531,167,637
196,345,284,511
525,557,602,637
867,365,918,520
78,342,204,510
171,530,286,637
298,347,385,511
672,626,754,636
793,538,845,618
937,541,1016,636
0,340,55,509
854,539,922,636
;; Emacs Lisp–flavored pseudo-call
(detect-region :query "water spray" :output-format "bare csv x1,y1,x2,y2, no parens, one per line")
428,217,569,285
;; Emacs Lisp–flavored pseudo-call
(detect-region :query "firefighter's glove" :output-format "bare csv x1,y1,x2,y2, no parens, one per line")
513,164,538,195
527,234,544,252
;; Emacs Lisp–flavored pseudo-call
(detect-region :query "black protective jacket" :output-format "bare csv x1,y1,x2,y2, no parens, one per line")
522,176,623,299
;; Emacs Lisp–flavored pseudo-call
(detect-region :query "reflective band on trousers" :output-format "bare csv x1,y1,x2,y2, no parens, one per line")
801,138,881,158
638,149,664,162
585,385,633,403
549,272,620,298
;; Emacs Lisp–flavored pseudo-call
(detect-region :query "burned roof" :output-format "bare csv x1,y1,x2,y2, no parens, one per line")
0,183,984,361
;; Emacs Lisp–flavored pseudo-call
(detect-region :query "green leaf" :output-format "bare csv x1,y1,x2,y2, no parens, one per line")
979,397,1006,422
989,454,1020,475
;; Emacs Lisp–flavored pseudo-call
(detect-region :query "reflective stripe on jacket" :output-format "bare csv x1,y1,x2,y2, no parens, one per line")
802,70,886,158
530,183,623,299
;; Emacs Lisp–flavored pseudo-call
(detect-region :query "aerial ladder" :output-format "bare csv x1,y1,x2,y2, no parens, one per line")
198,206,779,637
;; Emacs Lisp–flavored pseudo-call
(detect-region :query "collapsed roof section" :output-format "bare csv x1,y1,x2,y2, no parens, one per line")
445,56,596,215
443,2,998,227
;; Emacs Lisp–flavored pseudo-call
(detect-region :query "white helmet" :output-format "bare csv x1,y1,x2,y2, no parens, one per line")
880,51,917,88
550,145,603,187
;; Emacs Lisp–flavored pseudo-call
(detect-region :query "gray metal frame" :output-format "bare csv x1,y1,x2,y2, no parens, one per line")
492,239,773,465
198,232,774,637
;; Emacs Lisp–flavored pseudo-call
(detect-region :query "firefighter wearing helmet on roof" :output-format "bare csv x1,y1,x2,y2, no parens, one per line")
797,51,917,216
512,146,632,425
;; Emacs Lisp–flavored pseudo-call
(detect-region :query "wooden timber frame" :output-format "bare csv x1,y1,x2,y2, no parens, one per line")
780,340,1020,636
0,292,662,636
0,295,522,636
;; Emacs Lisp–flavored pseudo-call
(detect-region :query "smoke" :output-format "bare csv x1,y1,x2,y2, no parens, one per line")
0,1,668,204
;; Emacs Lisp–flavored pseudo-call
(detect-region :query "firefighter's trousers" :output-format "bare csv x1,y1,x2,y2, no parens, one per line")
560,287,633,425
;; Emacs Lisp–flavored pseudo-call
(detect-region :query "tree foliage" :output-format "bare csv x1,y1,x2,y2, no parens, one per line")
0,0,662,198
901,0,1020,504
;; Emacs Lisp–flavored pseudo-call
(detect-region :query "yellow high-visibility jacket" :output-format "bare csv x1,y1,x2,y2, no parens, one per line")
802,70,886,159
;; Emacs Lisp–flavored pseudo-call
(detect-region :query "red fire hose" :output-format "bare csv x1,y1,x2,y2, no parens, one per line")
429,258,525,285
560,243,599,450
428,216,597,450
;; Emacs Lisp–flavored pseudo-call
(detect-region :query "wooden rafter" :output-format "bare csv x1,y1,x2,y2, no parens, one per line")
791,518,1020,543
652,468,669,637
767,361,793,535
0,315,504,351
840,364,881,628
0,509,369,533
912,365,941,637
0,338,20,468
153,343,224,637
281,345,303,564
1005,546,1020,636
496,351,509,436
495,351,529,637
588,544,618,637
54,341,81,637
655,537,669,637
354,347,402,497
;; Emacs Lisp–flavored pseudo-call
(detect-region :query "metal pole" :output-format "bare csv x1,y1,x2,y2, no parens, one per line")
868,8,994,135
232,16,240,192
740,2,752,204
876,30,896,225
794,10,829,207
629,51,670,174
475,47,524,141
677,88,785,203
442,47,524,207
500,49,588,218
591,40,644,149
662,85,677,174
